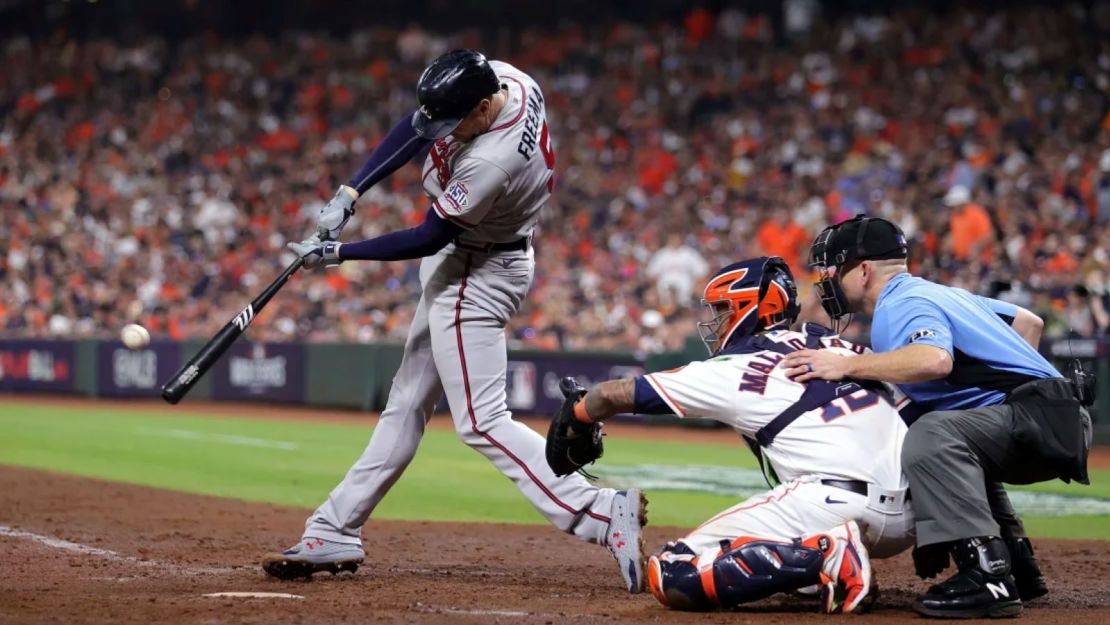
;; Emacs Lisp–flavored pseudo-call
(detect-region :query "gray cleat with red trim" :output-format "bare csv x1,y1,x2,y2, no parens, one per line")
261,537,364,580
606,488,648,593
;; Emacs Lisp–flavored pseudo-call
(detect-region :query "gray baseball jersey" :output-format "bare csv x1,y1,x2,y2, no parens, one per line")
300,62,626,561
423,61,554,245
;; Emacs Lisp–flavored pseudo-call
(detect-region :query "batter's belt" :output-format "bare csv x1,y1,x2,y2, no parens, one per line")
452,236,530,253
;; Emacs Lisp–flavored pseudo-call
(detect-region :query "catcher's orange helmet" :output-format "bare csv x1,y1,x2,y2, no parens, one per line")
697,256,800,354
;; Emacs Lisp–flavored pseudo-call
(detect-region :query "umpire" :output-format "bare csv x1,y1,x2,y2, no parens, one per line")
781,215,1091,619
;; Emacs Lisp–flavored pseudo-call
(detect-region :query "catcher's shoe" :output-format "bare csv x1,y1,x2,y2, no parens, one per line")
261,537,364,580
801,520,873,614
607,488,648,593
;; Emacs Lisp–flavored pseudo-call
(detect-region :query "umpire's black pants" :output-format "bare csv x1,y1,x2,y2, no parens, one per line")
901,378,1091,546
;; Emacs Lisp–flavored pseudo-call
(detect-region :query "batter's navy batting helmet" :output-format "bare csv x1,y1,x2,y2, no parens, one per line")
411,49,502,140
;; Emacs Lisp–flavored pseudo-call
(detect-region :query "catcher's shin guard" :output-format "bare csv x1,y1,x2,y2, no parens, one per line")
647,538,825,611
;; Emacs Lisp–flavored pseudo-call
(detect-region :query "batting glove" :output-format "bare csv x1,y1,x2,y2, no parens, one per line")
287,238,343,269
316,184,359,241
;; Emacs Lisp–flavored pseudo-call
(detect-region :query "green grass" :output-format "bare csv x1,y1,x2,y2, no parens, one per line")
0,401,1106,539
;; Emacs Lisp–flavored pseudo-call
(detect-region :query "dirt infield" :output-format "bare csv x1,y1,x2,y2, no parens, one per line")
1,467,1107,625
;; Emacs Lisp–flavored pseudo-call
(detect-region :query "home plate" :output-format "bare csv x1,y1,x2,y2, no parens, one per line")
203,592,304,600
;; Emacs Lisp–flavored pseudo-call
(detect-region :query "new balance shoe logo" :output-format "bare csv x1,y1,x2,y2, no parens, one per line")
985,582,1010,599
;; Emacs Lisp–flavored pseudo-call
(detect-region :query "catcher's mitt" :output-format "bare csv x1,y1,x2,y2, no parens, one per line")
545,377,604,477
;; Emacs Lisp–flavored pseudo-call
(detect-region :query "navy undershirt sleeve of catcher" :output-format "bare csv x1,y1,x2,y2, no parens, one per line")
633,376,677,415
346,113,433,194
338,207,463,261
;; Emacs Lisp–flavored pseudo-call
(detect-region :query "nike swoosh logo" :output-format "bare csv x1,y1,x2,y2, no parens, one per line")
501,258,519,268
824,496,847,504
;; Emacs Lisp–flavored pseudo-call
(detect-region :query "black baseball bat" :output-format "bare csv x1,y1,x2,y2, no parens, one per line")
161,257,305,404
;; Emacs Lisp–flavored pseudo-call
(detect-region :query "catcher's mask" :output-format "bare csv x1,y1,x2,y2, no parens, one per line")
809,214,908,332
697,256,800,355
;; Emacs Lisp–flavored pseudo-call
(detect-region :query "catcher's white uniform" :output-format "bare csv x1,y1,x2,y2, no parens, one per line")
638,326,915,560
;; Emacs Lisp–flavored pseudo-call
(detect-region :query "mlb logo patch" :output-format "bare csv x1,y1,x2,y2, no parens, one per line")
909,329,937,343
444,181,470,210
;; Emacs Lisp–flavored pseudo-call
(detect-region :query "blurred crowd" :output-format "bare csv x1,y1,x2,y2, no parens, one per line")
3,4,1110,353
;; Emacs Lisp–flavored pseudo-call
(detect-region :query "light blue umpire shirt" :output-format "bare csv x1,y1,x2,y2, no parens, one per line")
870,273,1061,412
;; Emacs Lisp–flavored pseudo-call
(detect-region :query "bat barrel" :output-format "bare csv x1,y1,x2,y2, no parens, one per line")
159,257,304,404
161,324,240,403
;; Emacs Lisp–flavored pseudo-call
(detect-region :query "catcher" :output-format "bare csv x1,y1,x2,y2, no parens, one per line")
546,256,917,613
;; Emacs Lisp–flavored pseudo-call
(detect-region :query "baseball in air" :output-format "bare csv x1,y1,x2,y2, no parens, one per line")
120,323,151,350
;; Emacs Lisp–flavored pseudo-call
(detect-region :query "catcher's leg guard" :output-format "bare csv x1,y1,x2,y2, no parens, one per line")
647,537,825,611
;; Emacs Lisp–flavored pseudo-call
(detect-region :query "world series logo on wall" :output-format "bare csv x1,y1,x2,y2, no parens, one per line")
211,342,305,403
228,343,287,393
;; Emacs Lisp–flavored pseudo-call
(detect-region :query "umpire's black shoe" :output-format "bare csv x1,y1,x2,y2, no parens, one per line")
913,537,1022,619
1004,536,1048,602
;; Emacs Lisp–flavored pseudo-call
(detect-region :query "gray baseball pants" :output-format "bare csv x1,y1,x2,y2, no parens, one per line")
303,244,616,546
901,378,1092,546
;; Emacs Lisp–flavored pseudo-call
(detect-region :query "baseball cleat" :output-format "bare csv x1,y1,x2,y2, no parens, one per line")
606,488,648,593
261,537,365,580
803,520,873,614
913,536,1022,619
791,583,822,599
1005,536,1048,602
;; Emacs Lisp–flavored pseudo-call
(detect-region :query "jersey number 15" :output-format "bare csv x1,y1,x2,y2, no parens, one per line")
821,389,880,423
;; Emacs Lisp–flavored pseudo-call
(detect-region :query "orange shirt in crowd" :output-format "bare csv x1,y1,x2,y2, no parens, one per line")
757,220,809,269
1045,251,1078,274
950,203,992,261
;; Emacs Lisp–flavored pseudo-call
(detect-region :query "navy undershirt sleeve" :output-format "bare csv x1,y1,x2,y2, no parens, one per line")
633,376,676,415
338,207,463,261
346,113,433,194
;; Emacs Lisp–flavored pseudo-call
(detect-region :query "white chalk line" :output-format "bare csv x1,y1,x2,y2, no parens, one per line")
413,604,535,617
203,592,303,600
0,525,235,576
135,426,299,450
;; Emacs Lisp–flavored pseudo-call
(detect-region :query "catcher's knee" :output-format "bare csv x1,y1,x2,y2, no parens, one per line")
648,537,825,611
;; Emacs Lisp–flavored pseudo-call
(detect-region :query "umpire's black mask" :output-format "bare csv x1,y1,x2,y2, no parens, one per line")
808,215,908,331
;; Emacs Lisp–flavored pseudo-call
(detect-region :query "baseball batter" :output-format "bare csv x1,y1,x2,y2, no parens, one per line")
546,257,916,612
262,50,645,593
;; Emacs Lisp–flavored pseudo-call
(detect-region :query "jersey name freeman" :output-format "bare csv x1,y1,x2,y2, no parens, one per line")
517,86,544,160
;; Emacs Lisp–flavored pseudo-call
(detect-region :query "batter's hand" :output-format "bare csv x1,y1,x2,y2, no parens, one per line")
316,185,359,241
286,238,343,269
781,349,852,382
